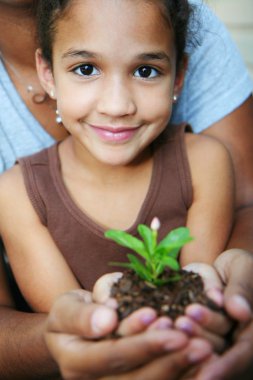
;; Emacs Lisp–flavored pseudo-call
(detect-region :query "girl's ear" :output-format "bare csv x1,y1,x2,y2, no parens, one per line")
35,49,56,99
173,54,188,100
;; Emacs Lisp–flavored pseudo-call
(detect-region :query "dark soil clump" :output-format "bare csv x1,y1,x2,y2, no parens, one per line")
111,268,222,320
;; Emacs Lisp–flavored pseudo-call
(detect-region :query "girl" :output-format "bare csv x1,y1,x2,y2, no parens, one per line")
0,0,234,314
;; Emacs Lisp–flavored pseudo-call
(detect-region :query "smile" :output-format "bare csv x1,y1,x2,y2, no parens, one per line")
89,124,141,142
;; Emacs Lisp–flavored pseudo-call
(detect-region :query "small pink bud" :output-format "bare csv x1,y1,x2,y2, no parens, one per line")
150,217,160,231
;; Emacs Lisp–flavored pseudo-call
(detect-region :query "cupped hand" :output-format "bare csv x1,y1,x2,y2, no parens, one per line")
184,249,253,380
214,248,253,321
193,320,253,380
174,263,233,353
44,285,213,380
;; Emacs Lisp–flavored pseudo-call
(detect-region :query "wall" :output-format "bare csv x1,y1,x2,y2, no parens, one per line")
207,0,253,80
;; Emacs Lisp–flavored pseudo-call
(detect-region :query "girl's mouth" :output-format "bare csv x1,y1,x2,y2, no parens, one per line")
89,124,140,142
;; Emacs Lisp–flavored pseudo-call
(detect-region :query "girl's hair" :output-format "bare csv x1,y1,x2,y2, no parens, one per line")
36,0,195,70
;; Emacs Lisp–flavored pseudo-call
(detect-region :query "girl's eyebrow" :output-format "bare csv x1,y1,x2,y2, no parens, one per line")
61,49,97,60
137,52,171,63
61,49,171,65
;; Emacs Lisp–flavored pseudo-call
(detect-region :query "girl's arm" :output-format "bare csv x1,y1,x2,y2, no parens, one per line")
0,165,80,312
180,133,234,266
176,136,234,352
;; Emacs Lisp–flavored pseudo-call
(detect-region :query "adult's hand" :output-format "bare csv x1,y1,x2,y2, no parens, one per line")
183,250,252,329
184,249,253,380
175,263,231,353
45,289,212,380
214,249,253,320
193,320,253,380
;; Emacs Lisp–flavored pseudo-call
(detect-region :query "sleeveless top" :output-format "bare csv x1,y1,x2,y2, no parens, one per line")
18,124,192,290
1,1,252,174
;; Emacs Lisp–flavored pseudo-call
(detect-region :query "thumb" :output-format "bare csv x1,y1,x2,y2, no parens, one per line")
214,249,253,322
93,272,123,304
183,262,223,306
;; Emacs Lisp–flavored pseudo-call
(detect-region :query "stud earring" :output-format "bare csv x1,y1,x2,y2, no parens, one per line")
173,94,178,102
50,89,55,99
55,109,62,124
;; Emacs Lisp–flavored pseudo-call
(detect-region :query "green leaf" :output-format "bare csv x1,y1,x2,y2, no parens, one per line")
155,262,165,277
153,274,182,286
105,230,148,259
161,256,180,271
109,259,150,281
106,222,193,287
156,227,193,258
154,256,180,277
127,254,153,281
109,261,133,269
137,224,154,255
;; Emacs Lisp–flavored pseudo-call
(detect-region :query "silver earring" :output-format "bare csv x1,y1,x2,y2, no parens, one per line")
173,94,178,102
50,89,55,98
55,109,62,124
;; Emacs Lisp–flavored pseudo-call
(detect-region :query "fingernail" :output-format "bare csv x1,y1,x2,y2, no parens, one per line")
155,318,173,330
176,317,193,335
139,310,157,325
232,295,252,315
186,305,204,322
187,340,212,363
91,307,114,334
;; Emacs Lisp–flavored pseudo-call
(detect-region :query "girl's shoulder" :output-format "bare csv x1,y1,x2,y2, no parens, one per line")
0,164,26,209
184,132,233,187
0,164,28,228
185,132,230,165
0,164,23,190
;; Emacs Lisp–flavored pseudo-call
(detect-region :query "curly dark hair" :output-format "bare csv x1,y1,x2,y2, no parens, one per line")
36,0,195,70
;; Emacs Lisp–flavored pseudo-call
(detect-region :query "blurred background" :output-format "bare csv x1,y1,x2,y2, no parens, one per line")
207,0,253,80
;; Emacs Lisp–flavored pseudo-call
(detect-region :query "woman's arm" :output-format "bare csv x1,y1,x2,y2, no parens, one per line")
202,96,253,251
0,306,60,380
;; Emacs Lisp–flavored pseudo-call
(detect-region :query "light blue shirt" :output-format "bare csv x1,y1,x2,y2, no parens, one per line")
0,61,55,173
171,0,253,132
0,0,252,173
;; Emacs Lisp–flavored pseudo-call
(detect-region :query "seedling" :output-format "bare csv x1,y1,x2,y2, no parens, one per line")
105,217,193,287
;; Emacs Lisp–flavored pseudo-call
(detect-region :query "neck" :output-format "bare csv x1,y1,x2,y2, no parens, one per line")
0,3,37,69
61,137,152,186
0,2,69,141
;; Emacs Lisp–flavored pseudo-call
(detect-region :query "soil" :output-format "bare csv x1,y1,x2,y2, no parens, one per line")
111,268,223,320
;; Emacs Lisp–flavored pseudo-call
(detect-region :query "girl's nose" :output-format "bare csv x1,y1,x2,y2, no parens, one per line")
97,77,137,117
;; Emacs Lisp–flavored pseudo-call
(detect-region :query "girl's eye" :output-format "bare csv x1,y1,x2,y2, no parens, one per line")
134,66,160,79
74,64,99,77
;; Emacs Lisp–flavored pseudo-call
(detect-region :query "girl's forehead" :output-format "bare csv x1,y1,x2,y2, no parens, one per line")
55,0,173,51
60,0,167,27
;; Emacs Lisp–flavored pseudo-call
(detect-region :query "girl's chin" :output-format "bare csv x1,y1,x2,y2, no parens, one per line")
98,158,133,167
94,152,136,167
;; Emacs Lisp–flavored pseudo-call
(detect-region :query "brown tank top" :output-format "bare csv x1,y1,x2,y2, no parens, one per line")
19,124,192,290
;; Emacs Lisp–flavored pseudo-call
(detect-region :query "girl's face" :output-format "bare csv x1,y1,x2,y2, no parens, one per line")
38,0,185,166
